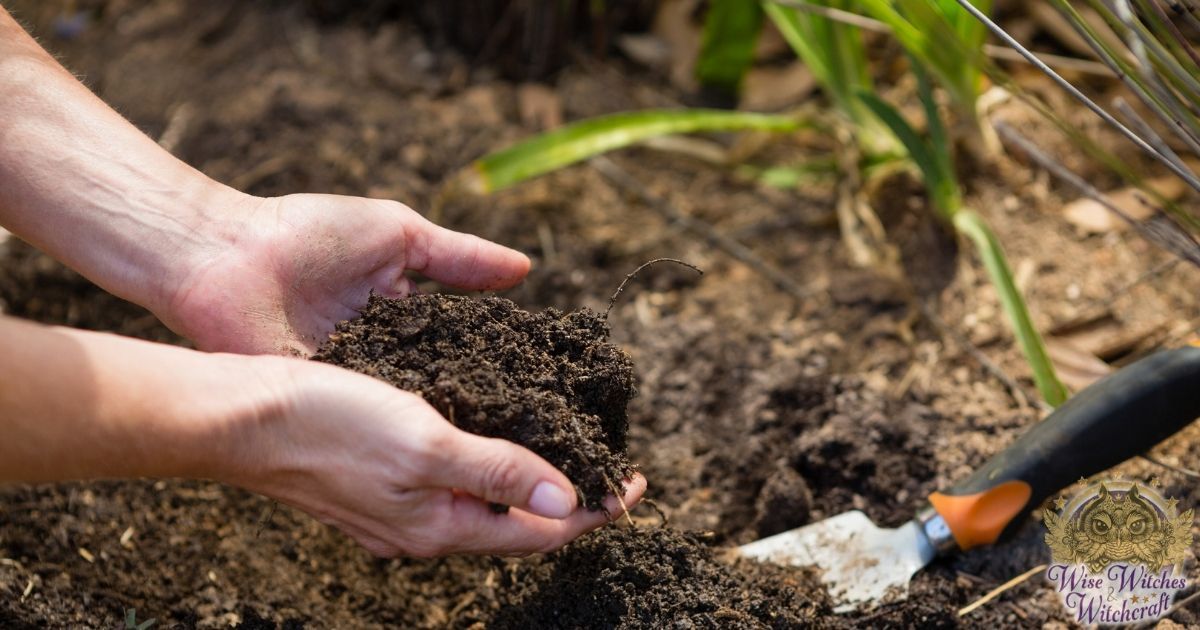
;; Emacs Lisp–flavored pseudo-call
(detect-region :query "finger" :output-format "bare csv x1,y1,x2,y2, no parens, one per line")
403,214,530,290
442,474,647,556
429,428,578,519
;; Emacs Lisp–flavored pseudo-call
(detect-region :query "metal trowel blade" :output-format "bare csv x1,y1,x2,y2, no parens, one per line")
737,510,937,612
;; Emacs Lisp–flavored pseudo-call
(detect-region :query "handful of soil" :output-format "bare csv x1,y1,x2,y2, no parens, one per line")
314,293,637,509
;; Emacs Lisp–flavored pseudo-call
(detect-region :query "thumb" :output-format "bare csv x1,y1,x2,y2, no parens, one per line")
403,213,531,290
430,427,578,519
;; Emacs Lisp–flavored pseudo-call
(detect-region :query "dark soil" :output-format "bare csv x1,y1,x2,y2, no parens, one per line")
313,294,637,510
2,1,1200,628
486,527,830,629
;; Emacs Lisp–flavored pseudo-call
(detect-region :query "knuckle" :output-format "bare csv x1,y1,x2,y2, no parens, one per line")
477,454,523,500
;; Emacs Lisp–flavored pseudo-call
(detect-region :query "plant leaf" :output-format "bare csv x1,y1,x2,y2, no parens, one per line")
953,210,1069,406
464,109,800,193
696,0,764,102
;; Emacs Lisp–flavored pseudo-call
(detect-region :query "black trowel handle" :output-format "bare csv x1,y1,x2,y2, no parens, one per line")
926,343,1200,551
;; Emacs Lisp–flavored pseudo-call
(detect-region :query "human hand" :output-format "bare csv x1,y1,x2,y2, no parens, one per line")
161,192,530,355
221,358,646,557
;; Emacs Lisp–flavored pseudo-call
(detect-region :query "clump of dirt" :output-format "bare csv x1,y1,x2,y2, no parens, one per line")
487,526,831,629
314,293,637,509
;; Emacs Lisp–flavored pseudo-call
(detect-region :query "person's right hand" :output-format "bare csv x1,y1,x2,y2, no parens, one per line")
220,358,646,557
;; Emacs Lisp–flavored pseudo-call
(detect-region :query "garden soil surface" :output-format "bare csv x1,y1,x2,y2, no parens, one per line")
2,1,1200,628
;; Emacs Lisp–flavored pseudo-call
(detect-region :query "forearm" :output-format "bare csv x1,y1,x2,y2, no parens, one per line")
0,7,248,316
0,315,284,482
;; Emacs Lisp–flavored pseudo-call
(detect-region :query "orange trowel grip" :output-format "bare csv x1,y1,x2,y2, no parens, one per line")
928,345,1200,551
928,481,1031,550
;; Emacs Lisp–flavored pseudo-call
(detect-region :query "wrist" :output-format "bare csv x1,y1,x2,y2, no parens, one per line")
172,352,298,483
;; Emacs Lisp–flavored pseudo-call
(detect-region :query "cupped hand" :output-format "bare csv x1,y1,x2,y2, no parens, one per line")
225,358,646,557
163,193,530,355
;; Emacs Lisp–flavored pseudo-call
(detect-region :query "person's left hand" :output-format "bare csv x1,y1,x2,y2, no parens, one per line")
160,193,530,355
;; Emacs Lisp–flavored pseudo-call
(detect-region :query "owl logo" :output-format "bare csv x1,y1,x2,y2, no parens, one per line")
1044,481,1193,574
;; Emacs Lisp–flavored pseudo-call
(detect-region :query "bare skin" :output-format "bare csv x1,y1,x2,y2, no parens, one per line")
0,5,644,556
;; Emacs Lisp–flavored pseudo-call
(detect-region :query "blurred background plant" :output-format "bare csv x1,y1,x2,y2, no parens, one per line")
445,0,1200,408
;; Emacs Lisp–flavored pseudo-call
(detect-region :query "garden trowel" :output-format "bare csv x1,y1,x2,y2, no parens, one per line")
739,342,1200,612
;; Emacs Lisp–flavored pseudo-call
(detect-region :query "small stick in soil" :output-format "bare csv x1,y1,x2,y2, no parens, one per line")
1140,453,1200,479
605,258,703,318
957,563,1048,617
591,156,818,303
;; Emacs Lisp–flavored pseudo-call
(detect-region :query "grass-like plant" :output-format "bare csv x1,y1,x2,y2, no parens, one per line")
768,0,993,149
456,1,1071,407
858,70,1069,405
457,109,801,194
953,0,1200,233
764,0,900,157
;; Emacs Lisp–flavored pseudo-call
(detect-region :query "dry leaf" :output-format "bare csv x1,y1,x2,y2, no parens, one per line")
1063,176,1186,234
1046,338,1112,392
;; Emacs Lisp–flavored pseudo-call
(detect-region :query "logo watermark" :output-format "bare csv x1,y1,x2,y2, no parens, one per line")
1043,479,1193,625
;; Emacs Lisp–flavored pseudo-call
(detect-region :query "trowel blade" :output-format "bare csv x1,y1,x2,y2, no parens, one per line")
737,510,937,612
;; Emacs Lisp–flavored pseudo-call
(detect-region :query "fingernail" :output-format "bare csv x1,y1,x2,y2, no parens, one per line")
528,481,574,519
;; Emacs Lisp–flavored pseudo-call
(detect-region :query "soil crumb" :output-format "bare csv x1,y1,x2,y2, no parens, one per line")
488,526,831,629
314,293,637,509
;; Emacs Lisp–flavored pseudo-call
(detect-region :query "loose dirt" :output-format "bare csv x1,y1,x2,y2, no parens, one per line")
314,294,637,510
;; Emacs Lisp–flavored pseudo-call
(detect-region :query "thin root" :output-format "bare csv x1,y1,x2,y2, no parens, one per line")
957,564,1048,617
640,498,669,527
605,258,703,319
604,475,635,527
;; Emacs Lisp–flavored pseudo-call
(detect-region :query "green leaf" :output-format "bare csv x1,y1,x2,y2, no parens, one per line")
856,91,956,214
696,0,764,101
764,1,897,155
465,109,800,194
953,210,1069,406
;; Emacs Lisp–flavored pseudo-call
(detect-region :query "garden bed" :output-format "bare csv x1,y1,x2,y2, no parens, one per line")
1,1,1199,628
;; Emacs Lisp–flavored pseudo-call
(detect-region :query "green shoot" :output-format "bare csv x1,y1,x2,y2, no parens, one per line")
854,0,993,139
764,0,899,157
859,71,1069,406
459,109,801,194
696,0,764,104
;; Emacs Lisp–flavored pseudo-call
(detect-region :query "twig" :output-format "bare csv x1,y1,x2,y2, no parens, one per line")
952,0,1200,193
605,258,703,318
766,0,1113,75
591,156,818,303
919,300,1042,412
995,122,1200,269
957,564,1049,617
1140,454,1200,479
1113,97,1195,179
